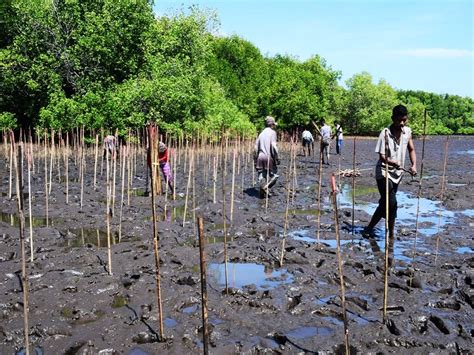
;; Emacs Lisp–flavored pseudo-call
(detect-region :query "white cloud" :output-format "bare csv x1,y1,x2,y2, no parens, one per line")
392,48,473,58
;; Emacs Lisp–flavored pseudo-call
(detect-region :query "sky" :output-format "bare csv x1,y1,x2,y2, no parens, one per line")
154,0,474,98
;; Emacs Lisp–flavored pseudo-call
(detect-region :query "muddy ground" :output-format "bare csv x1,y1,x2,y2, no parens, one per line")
0,135,473,354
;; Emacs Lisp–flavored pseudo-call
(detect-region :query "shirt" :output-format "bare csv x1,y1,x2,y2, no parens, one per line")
335,125,343,140
302,130,313,141
320,124,331,140
255,127,278,170
375,126,412,184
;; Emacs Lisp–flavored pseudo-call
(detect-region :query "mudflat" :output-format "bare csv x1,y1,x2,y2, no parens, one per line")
0,135,472,354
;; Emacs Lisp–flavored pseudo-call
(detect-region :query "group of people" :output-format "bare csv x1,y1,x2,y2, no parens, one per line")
254,104,417,249
102,104,416,249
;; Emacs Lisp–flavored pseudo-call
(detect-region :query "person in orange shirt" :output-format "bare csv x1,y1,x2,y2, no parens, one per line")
158,142,174,193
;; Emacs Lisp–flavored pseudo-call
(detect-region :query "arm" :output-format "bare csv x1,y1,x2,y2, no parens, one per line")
407,138,417,175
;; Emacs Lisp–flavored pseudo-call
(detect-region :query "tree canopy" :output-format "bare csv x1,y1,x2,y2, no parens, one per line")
1,0,472,136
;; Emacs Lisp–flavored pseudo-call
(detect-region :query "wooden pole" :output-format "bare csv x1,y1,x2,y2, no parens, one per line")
409,109,427,285
230,147,237,223
44,130,49,226
382,129,390,323
27,149,34,262
280,141,295,266
221,133,229,293
351,137,356,235
434,136,450,264
65,133,69,205
331,174,350,355
182,148,193,227
93,134,99,190
8,132,13,199
12,135,30,355
119,145,126,242
316,139,323,242
106,147,113,275
197,216,209,355
148,124,164,340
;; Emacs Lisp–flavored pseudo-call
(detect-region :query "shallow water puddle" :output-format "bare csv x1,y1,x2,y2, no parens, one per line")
208,263,293,290
164,317,178,327
60,228,121,248
0,211,63,227
456,246,473,254
286,326,334,338
337,184,455,235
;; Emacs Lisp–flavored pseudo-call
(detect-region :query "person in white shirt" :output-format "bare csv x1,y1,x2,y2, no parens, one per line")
334,122,343,155
363,105,417,265
319,120,332,165
301,128,314,156
254,116,280,197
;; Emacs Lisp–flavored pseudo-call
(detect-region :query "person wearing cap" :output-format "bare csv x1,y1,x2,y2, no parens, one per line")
158,141,174,193
320,119,332,165
254,116,280,197
363,104,417,265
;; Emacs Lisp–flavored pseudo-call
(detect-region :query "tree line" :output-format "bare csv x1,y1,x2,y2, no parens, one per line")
1,0,472,137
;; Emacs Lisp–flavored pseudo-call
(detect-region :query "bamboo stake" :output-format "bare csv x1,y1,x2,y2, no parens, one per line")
330,174,350,355
221,133,229,294
434,136,450,264
213,155,217,204
80,130,85,209
93,134,99,190
105,148,113,275
12,135,30,355
111,139,117,216
127,138,131,206
197,216,209,354
351,137,356,235
27,149,34,262
8,132,13,199
148,124,164,341
230,147,237,223
409,109,428,285
119,145,126,242
48,130,54,194
280,141,295,266
44,130,49,226
182,148,193,227
382,129,390,323
316,140,323,242
172,145,177,201
65,133,69,205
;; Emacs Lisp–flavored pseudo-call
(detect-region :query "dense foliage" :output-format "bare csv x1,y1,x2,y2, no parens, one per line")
1,0,472,136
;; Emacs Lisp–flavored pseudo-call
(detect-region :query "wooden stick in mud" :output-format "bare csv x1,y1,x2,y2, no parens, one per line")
48,130,54,194
111,140,117,216
8,133,13,199
280,141,295,266
382,129,390,324
93,134,99,189
11,135,30,355
409,109,428,285
44,130,49,226
221,133,229,293
330,174,350,355
230,147,237,223
213,155,217,204
172,146,177,201
65,133,69,205
80,131,85,209
197,216,210,355
182,149,193,227
105,148,113,275
316,139,323,242
27,149,34,262
351,137,356,235
119,145,126,242
434,136,450,264
147,124,165,341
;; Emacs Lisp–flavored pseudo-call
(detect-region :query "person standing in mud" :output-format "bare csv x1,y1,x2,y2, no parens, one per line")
103,134,116,159
158,141,174,193
301,128,314,156
363,104,417,262
320,119,332,165
254,116,280,197
334,122,343,155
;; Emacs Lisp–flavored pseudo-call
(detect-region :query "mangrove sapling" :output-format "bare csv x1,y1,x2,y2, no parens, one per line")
148,124,165,341
330,174,350,355
383,130,390,324
409,109,428,286
434,136,450,264
12,136,31,355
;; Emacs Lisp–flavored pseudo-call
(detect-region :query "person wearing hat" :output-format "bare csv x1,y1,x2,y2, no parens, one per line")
103,134,116,159
254,116,280,197
158,141,174,193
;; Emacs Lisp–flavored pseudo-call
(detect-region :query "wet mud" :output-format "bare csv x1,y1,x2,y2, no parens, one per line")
0,135,473,354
